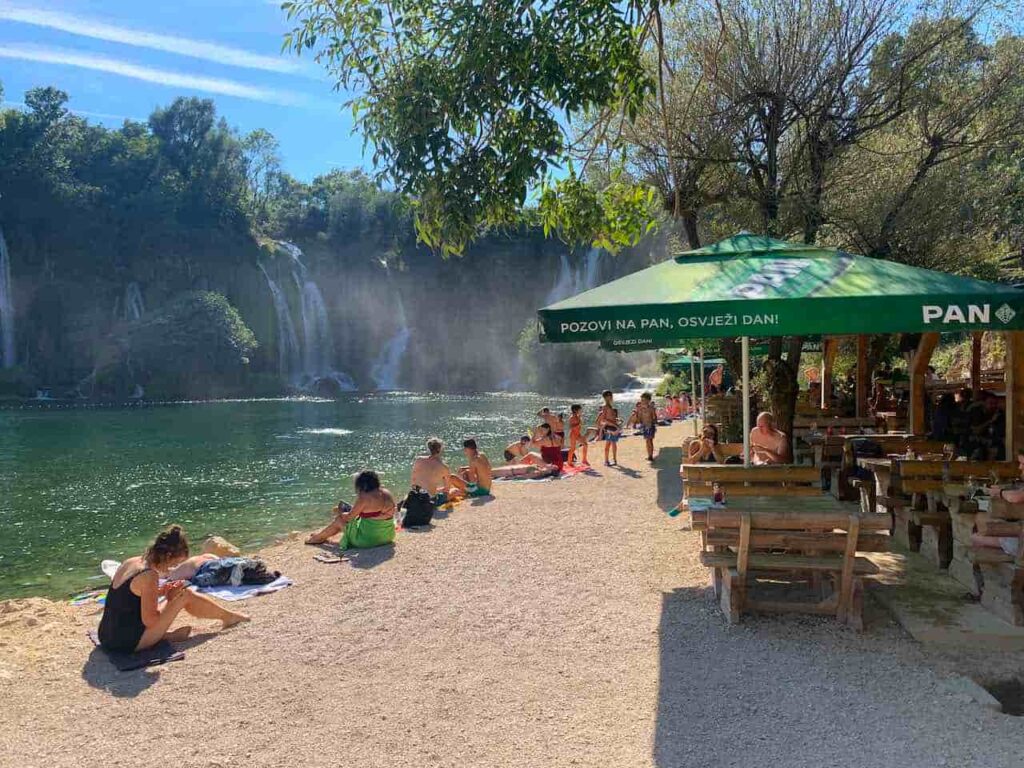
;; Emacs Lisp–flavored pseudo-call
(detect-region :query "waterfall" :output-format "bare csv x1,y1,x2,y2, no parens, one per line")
370,289,410,391
545,248,604,304
258,262,302,380
123,282,145,321
260,242,356,391
0,227,15,369
580,247,604,291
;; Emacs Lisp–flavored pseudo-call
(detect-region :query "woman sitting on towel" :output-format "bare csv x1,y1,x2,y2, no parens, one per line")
98,525,250,653
531,422,564,471
306,470,397,550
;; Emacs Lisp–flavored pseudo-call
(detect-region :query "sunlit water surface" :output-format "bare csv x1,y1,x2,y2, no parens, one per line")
0,392,646,599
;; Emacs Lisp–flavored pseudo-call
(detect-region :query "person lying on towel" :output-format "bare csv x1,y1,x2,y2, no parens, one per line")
305,470,397,550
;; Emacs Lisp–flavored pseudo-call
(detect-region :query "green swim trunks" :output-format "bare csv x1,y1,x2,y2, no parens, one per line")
466,484,491,498
433,492,448,506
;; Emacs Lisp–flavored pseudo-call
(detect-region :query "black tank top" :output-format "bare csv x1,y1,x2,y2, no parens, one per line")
97,569,149,652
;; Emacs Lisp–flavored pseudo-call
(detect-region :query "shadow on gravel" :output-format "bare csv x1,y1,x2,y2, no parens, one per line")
346,544,396,569
655,447,683,510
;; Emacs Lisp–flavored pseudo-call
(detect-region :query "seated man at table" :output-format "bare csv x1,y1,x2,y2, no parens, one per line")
749,411,789,465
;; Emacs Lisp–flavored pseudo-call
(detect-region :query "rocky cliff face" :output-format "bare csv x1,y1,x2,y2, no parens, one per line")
0,223,672,398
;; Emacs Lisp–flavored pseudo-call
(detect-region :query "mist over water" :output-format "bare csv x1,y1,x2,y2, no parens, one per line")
0,392,632,599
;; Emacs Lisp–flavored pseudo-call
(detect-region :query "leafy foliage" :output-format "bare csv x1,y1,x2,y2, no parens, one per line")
283,0,652,255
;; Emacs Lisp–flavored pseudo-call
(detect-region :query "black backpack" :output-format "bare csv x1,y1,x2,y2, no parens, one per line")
401,486,435,528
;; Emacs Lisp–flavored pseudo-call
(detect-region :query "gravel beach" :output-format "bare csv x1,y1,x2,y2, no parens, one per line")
2,421,1023,768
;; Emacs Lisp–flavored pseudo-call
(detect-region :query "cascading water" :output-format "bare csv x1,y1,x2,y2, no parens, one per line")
260,242,356,392
0,227,15,369
258,261,302,380
545,247,604,304
123,282,145,322
371,294,410,391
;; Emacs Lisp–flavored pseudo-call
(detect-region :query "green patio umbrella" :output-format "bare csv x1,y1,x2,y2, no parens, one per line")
539,234,1024,463
540,234,1024,346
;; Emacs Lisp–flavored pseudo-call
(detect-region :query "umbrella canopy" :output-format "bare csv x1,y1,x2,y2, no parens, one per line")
665,355,725,370
539,235,1024,346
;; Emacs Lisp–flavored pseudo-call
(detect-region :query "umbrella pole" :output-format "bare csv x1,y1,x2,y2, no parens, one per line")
742,336,751,466
699,347,706,429
690,352,698,436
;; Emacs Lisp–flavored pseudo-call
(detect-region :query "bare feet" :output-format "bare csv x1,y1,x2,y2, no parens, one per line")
222,613,251,629
305,535,327,545
165,625,192,643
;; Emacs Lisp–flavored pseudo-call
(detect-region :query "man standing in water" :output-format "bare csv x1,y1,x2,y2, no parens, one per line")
410,437,452,504
449,438,493,497
627,391,659,462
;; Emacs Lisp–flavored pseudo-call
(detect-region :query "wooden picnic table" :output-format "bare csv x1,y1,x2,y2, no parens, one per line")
691,494,889,628
855,457,1018,567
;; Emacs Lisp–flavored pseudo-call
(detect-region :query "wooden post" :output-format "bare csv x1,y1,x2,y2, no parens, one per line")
856,335,868,417
970,332,982,394
910,333,939,436
1005,331,1024,458
821,338,838,409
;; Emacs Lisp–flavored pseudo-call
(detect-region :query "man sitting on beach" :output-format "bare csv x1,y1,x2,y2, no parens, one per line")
750,411,789,465
410,437,451,504
447,438,493,497
627,391,659,462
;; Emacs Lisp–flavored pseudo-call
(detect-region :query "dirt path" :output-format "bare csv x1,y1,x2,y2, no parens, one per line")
2,422,1023,767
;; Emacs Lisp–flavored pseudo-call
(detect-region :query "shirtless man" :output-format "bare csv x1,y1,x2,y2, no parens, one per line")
627,391,658,461
504,435,540,464
410,437,452,503
538,408,565,442
448,438,493,497
749,411,789,465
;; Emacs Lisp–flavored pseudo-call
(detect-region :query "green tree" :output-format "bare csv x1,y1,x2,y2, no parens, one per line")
283,0,651,255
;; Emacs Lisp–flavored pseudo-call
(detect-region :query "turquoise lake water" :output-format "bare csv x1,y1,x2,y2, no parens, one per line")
0,392,605,599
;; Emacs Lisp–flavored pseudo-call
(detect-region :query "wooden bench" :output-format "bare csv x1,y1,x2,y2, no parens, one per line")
691,500,890,628
833,436,945,502
856,459,1016,567
682,464,822,498
971,495,1024,625
792,417,879,465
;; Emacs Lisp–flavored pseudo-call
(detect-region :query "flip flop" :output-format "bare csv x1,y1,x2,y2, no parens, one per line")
313,553,344,564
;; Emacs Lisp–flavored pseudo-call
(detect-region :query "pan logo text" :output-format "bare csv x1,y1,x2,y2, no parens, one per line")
922,303,1016,325
556,313,781,336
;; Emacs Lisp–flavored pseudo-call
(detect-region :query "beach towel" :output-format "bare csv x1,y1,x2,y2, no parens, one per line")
97,561,293,602
190,574,293,602
87,629,183,672
339,516,396,551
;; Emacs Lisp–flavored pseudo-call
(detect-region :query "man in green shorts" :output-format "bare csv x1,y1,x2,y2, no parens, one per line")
449,437,493,498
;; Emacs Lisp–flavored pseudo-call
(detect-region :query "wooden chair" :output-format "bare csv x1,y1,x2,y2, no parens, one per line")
832,436,945,501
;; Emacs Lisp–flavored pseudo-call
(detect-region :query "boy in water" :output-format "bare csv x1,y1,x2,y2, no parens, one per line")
628,391,658,462
448,438,493,497
596,390,621,466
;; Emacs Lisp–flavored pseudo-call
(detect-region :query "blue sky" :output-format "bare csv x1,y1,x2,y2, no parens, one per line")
0,0,361,181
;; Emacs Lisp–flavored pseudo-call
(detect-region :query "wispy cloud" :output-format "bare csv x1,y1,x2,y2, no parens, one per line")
1,99,139,122
0,4,305,76
0,44,312,107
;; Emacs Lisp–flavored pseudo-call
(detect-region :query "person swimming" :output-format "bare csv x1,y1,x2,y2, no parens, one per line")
97,525,249,653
